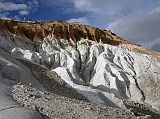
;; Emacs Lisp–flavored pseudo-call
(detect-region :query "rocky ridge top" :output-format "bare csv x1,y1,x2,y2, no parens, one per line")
1,19,159,58
0,19,136,46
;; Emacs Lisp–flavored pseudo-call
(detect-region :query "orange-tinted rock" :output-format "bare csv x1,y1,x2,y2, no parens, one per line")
0,19,136,46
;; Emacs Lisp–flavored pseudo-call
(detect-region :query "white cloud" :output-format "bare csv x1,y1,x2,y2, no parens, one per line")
69,0,160,51
67,17,88,25
0,2,27,11
27,0,39,12
107,11,160,51
0,0,39,17
19,10,29,15
72,0,154,16
150,7,160,14
73,0,99,13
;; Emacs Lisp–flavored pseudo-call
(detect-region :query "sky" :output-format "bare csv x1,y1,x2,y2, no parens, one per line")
0,0,160,51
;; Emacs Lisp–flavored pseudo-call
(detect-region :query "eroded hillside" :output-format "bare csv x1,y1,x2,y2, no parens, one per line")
0,19,160,119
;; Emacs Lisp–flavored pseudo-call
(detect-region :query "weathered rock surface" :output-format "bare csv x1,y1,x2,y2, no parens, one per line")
16,58,88,101
0,48,44,119
8,34,160,109
0,19,137,45
0,19,160,118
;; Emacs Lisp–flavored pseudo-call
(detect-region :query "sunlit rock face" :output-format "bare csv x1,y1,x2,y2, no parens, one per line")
0,19,160,118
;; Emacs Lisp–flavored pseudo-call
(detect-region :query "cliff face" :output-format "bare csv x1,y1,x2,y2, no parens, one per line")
1,19,159,57
0,19,136,45
0,19,160,119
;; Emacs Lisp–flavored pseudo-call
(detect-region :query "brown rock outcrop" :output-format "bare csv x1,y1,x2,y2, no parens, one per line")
1,19,159,58
0,19,136,46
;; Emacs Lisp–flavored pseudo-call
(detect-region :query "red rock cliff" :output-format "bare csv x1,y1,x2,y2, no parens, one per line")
0,19,136,46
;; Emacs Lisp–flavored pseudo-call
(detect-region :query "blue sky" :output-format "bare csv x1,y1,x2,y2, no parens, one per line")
0,0,160,51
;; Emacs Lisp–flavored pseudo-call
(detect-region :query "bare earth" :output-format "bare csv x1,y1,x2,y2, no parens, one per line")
12,84,135,119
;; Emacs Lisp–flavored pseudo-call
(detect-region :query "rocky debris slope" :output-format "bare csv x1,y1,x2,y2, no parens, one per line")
16,58,88,101
13,84,135,119
123,100,160,118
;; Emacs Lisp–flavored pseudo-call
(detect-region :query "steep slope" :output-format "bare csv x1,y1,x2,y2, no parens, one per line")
0,19,160,118
0,48,44,119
